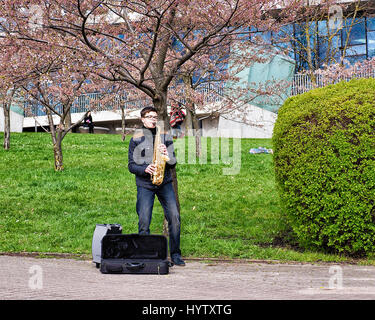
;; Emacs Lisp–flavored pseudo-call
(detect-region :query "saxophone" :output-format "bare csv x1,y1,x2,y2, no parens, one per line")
151,124,170,185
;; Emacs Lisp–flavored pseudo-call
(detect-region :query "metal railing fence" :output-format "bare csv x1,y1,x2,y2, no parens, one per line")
291,68,375,96
25,68,375,117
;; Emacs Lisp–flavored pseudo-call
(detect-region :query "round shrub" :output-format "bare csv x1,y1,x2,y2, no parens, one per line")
273,78,375,256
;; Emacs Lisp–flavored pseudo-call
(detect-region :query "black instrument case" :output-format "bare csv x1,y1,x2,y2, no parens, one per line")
100,234,171,275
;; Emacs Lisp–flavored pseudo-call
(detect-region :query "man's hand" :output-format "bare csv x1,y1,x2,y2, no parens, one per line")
158,144,168,156
145,145,168,175
145,164,156,175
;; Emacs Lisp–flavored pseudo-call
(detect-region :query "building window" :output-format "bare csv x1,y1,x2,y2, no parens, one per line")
366,16,375,31
342,18,366,46
367,31,375,57
246,14,375,74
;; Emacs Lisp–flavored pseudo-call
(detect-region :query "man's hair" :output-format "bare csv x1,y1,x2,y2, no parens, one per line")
140,107,157,118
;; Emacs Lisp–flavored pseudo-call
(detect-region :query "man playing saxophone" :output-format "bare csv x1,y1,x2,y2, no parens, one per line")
128,107,185,266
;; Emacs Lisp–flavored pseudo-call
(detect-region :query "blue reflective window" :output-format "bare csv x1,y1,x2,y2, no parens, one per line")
345,44,367,56
272,24,294,42
342,18,366,45
333,50,342,63
367,17,375,31
263,16,375,72
318,20,329,36
236,27,250,41
367,31,375,57
318,20,342,37
259,31,272,44
318,35,342,65
272,25,294,57
293,22,318,68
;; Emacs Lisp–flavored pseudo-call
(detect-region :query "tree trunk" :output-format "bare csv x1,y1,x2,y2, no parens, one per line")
64,106,72,128
304,21,317,87
2,88,16,151
46,108,64,171
152,91,169,124
3,102,10,150
184,104,193,132
121,105,126,141
53,139,64,171
53,123,65,171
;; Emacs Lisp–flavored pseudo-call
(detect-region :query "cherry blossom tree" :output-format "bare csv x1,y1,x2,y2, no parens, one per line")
0,86,17,150
0,38,24,150
0,82,17,150
0,37,108,170
314,56,375,85
0,0,302,127
22,57,109,170
167,37,293,157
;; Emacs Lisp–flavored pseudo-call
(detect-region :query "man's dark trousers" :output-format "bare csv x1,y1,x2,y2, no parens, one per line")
136,182,181,257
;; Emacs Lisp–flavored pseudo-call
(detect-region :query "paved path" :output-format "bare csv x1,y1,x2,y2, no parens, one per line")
1,255,375,301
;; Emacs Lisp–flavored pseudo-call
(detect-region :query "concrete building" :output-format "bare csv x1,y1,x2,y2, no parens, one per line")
0,103,24,133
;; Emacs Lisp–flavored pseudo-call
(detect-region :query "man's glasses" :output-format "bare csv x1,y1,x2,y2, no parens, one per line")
143,116,158,120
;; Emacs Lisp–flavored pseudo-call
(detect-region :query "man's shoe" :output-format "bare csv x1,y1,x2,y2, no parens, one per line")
172,255,186,266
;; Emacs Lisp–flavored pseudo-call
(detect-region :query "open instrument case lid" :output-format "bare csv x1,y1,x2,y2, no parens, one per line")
101,234,168,260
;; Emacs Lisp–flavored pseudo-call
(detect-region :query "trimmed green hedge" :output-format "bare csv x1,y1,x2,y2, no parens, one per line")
273,78,375,256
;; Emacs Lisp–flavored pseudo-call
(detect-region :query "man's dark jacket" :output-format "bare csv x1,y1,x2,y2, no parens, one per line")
128,127,177,189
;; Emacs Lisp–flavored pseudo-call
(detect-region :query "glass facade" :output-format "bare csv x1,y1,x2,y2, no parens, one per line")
252,16,375,73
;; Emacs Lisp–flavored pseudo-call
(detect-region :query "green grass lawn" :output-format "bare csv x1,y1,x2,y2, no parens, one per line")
1,132,373,264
